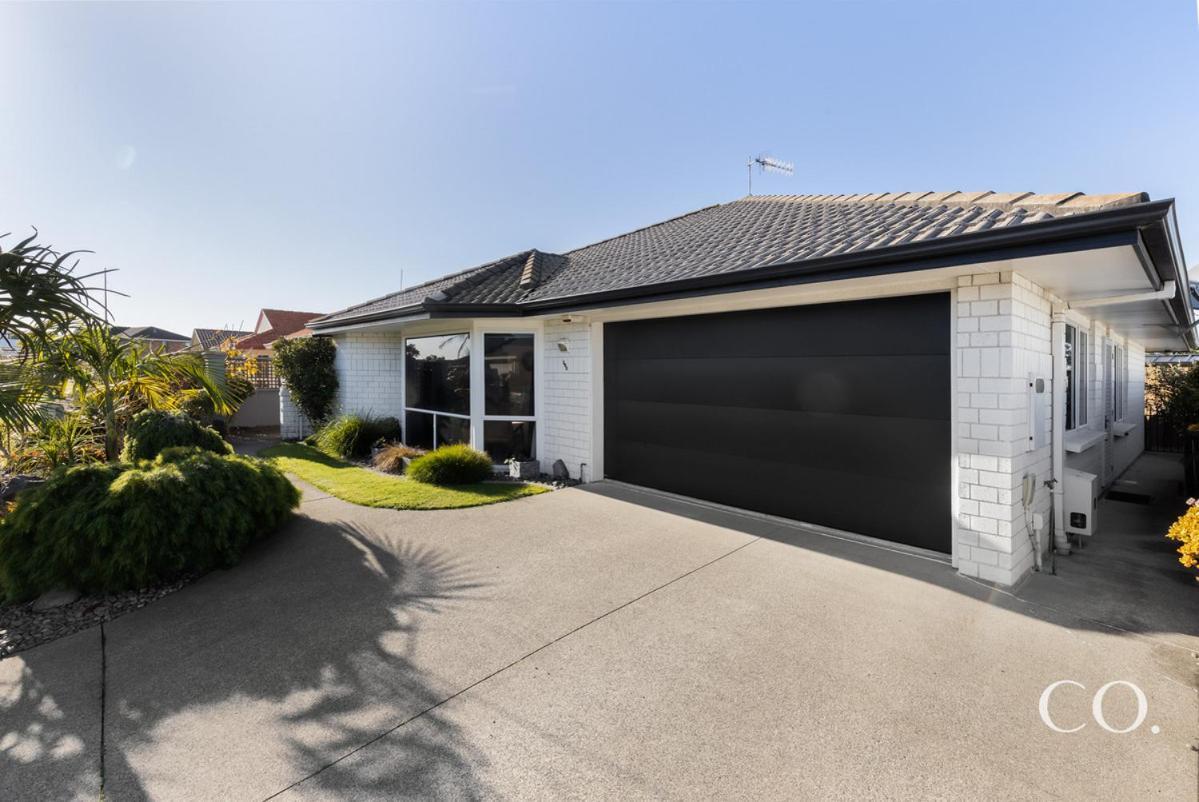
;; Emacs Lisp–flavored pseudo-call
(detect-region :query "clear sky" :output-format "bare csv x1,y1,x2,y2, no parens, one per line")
2,1,1197,336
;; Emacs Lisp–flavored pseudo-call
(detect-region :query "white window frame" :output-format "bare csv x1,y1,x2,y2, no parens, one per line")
403,331,472,449
480,331,538,461
1114,344,1126,421
470,321,545,466
1077,329,1088,427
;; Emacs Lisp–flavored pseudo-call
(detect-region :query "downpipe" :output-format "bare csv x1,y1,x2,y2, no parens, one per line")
1050,308,1071,556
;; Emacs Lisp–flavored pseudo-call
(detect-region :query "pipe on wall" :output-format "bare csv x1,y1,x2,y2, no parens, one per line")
1050,308,1071,555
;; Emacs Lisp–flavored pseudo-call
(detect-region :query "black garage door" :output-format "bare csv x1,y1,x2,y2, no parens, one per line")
603,293,951,552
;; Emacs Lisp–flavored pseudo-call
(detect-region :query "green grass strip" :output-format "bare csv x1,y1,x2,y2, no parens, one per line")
260,442,549,510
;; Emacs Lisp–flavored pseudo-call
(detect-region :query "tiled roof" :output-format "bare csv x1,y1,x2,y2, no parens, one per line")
314,190,1150,326
112,325,190,341
260,309,325,334
235,310,325,351
192,328,252,350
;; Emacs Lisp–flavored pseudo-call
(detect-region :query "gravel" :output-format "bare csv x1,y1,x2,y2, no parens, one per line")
0,572,201,660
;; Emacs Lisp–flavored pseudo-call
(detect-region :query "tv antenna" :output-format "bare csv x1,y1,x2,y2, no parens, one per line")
747,154,794,195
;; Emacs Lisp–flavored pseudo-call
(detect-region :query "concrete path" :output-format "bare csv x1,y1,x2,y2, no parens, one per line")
2,456,1197,800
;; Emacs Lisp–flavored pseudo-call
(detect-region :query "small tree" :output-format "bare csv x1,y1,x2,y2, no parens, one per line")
1146,362,1199,435
273,337,338,428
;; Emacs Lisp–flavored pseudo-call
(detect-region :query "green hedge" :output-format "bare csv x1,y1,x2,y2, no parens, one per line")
121,409,232,461
0,448,300,601
314,414,401,459
406,444,494,485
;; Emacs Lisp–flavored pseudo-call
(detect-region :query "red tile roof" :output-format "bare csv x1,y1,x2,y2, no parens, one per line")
234,310,324,351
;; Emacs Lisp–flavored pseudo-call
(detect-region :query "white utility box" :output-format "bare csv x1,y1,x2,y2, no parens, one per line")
1064,468,1098,538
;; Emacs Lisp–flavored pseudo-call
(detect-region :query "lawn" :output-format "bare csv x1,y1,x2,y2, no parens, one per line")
259,442,550,510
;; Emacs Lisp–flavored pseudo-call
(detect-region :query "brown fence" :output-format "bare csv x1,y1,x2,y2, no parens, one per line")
1145,413,1185,453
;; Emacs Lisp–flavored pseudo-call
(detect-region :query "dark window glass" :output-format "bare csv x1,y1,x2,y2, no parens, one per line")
405,334,470,415
436,415,471,448
484,420,535,463
484,334,534,416
405,411,434,450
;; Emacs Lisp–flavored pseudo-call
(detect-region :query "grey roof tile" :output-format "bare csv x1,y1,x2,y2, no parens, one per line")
314,190,1154,325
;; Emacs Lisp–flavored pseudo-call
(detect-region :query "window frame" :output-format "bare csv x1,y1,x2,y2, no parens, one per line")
1114,344,1126,422
1076,329,1088,427
480,331,538,463
403,331,472,450
1064,323,1089,432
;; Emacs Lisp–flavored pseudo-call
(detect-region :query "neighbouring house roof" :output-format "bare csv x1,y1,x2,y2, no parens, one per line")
312,190,1176,330
234,310,324,351
191,328,253,351
111,325,190,342
259,309,325,334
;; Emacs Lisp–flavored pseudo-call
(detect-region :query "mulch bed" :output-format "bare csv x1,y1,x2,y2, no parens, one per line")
0,572,201,660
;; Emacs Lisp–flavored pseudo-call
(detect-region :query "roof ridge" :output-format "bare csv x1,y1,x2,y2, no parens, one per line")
739,191,1147,212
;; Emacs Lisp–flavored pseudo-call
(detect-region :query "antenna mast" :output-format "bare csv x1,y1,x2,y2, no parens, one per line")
747,154,794,195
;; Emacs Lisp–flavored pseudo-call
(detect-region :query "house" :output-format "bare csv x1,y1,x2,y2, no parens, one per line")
218,309,323,431
233,309,324,354
110,325,190,352
306,191,1193,588
187,327,253,353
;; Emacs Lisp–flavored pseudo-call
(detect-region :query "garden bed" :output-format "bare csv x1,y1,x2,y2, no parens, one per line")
262,442,551,509
0,572,199,659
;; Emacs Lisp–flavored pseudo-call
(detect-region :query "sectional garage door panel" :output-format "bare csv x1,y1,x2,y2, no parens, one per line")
603,293,951,553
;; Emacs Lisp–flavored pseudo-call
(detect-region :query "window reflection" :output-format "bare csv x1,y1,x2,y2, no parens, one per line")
405,333,470,415
484,334,534,416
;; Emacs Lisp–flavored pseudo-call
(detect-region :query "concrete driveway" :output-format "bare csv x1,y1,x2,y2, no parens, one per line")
3,457,1198,800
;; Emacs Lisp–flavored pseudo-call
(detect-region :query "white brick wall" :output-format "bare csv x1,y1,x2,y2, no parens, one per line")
332,331,405,420
541,320,593,481
280,382,314,440
954,272,1053,586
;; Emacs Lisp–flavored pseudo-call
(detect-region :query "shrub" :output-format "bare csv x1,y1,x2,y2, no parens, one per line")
273,337,338,428
371,443,426,474
1167,499,1199,581
0,448,300,601
406,444,494,485
314,414,401,459
8,413,104,475
121,409,232,461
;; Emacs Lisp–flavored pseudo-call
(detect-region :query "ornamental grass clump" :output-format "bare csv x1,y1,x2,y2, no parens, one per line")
1166,498,1199,581
0,447,300,602
371,443,426,474
121,409,232,461
314,414,401,459
405,444,494,486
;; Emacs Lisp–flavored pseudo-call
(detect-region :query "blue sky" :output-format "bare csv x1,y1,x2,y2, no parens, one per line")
2,1,1197,335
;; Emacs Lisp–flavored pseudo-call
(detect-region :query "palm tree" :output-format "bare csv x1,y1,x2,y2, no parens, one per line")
38,325,235,460
0,230,109,429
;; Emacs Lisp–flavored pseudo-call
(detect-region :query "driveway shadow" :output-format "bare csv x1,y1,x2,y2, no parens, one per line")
3,516,494,800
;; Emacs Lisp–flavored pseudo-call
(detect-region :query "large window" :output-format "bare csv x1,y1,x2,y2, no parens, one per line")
483,333,535,462
404,333,471,450
1064,324,1088,431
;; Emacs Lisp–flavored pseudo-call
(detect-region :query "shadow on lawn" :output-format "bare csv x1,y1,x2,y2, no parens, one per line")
1,517,494,800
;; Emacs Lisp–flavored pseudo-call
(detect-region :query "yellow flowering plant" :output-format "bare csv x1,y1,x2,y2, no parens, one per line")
1166,498,1199,580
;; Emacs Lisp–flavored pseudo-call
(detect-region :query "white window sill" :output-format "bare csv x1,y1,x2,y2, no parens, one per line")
1112,421,1136,437
1064,428,1105,454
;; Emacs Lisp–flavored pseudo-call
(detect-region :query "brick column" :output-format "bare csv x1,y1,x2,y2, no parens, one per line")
954,272,1052,585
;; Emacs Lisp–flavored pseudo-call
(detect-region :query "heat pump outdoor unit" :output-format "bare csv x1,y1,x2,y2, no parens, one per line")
1063,468,1098,538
